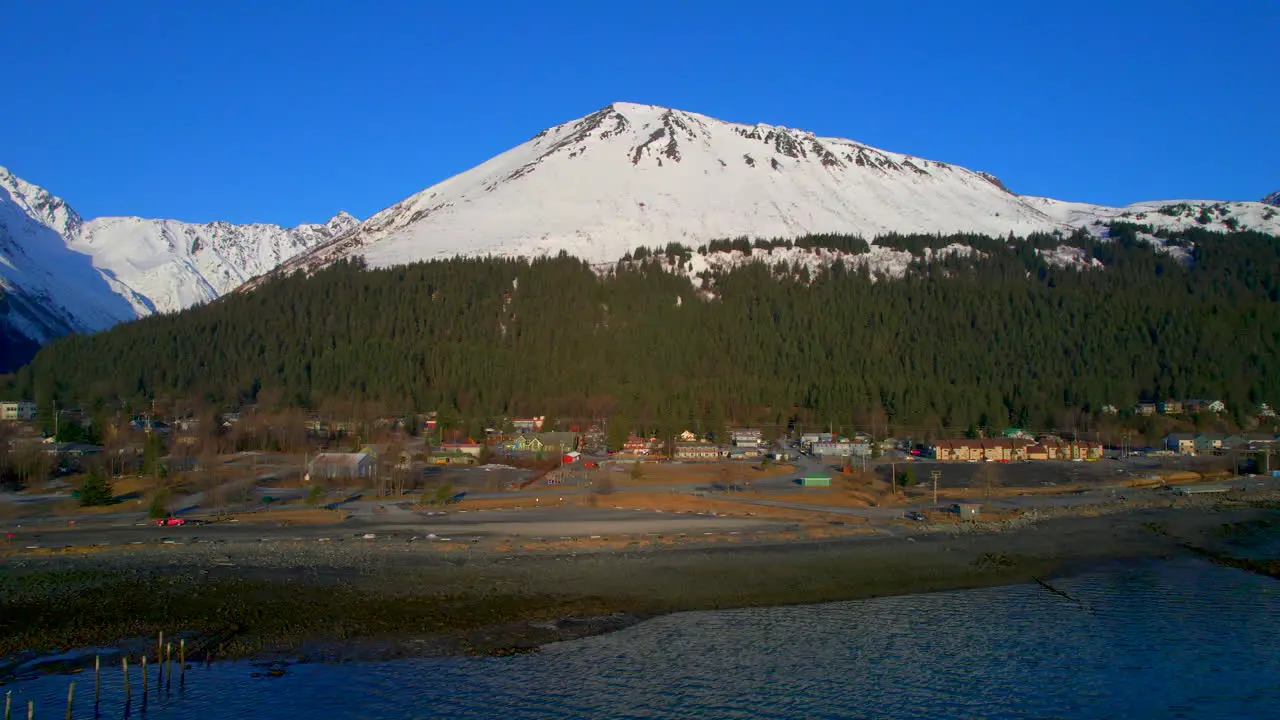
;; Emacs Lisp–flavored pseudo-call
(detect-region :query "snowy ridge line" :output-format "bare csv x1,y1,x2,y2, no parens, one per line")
1,164,355,344
267,102,1280,280
6,102,1280,360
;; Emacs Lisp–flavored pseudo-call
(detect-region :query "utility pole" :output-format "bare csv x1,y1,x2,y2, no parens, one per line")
930,469,941,507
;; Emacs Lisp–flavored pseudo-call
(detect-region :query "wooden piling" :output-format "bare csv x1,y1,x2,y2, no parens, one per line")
94,654,101,703
64,681,74,720
165,642,173,690
141,656,148,694
122,657,131,700
157,632,163,670
180,639,186,683
4,690,10,720
26,699,32,720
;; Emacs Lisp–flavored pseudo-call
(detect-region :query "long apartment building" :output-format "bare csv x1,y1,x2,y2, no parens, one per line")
931,438,1103,462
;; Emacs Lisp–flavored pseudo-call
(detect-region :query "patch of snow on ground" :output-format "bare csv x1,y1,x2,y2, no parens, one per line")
1036,245,1104,270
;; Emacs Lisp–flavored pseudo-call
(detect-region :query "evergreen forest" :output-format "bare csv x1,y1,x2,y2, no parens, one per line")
4,225,1278,436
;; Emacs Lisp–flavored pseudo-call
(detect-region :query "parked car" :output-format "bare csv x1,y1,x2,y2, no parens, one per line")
157,516,189,527
904,511,925,521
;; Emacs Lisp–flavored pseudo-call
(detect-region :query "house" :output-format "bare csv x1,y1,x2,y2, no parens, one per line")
850,439,873,458
511,416,545,434
437,441,483,457
729,428,763,447
0,401,37,422
1134,403,1158,416
308,451,375,481
579,425,607,454
1025,444,1050,461
499,435,537,453
427,452,477,466
1077,441,1105,460
622,435,654,455
1159,400,1184,415
810,440,853,457
955,503,982,520
674,442,720,461
531,432,578,453
561,451,581,464
1100,405,1119,415
1194,435,1226,455
1185,399,1226,414
726,447,761,460
1260,403,1277,419
1161,434,1198,455
678,430,699,442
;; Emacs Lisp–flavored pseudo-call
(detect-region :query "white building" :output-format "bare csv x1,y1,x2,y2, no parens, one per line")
799,432,834,447
307,451,376,481
0,401,37,422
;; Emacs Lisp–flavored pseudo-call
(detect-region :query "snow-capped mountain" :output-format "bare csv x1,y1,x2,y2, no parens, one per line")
269,102,1280,278
1,165,352,369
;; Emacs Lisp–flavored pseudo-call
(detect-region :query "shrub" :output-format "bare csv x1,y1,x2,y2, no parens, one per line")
78,472,115,507
433,483,454,505
147,488,171,518
305,484,325,506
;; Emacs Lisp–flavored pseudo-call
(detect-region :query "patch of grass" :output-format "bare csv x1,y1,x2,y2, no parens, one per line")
973,552,1018,570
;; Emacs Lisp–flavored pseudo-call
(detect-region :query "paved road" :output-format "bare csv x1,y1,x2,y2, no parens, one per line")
0,505,781,549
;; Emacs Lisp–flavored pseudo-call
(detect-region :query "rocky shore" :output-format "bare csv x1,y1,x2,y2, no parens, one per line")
2,500,1277,678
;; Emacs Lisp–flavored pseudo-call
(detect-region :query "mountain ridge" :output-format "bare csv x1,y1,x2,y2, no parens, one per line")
265,102,1280,281
5,103,1279,373
1,165,352,371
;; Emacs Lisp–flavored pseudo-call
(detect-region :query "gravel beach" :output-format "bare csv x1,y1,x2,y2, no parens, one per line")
2,498,1277,677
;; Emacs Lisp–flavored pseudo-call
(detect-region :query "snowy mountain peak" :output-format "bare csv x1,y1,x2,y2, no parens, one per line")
0,165,83,235
1263,191,1280,207
271,103,1061,275
1,165,349,370
260,104,1280,280
319,210,360,236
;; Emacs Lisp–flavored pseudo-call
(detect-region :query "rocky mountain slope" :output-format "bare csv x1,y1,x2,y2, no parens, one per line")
1263,191,1280,207
1,166,352,370
6,103,1277,373
269,103,1280,278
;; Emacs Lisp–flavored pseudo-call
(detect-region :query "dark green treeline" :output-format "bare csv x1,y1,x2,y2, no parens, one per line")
5,225,1279,433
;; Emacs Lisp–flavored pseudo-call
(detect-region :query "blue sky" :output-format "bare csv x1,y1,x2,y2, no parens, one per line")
4,0,1277,226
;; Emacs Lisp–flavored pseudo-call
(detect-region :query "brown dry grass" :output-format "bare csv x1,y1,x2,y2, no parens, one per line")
453,488,865,524
598,490,866,524
216,508,350,525
603,461,797,487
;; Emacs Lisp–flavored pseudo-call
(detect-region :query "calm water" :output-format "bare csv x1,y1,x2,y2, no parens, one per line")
7,559,1279,719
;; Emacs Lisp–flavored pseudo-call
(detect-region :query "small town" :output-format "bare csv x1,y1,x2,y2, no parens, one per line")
4,399,1278,527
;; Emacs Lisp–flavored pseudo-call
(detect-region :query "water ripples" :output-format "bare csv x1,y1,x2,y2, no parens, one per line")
6,558,1278,719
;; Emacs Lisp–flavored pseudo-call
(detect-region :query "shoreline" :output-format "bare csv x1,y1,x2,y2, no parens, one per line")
2,502,1277,677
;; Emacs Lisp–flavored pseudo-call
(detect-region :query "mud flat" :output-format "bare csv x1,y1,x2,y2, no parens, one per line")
2,501,1277,675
